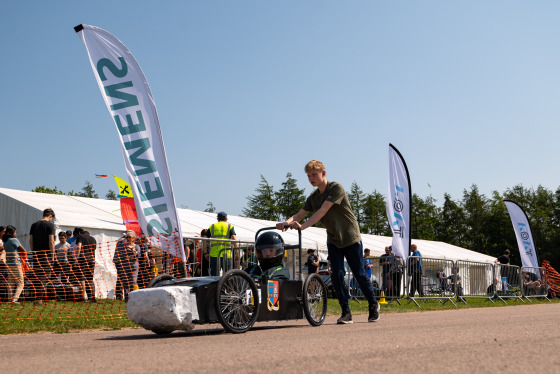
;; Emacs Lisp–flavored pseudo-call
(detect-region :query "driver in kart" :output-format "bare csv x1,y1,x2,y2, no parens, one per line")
245,231,290,280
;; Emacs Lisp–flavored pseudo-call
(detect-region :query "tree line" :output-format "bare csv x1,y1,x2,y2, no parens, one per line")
32,181,117,200
243,175,560,270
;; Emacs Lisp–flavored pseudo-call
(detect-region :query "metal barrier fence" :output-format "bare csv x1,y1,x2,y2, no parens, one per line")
351,256,404,304
406,256,458,307
521,266,549,302
494,264,523,303
455,260,495,303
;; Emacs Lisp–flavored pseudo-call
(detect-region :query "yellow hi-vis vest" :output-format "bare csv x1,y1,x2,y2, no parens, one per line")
209,221,234,258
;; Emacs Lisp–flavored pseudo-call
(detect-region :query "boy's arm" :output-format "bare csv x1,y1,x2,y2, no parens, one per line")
277,209,308,231
291,201,334,230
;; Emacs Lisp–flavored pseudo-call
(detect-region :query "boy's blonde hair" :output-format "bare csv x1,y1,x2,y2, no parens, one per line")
304,160,325,173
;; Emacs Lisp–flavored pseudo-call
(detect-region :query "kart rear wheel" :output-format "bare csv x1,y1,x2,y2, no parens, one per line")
303,273,327,326
215,269,259,334
148,274,174,288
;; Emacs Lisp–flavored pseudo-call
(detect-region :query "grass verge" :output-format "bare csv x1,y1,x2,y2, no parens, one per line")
327,295,560,316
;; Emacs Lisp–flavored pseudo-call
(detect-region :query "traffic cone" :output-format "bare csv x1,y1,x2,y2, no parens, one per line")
379,290,388,304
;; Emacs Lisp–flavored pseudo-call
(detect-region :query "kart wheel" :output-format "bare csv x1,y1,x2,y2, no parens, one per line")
215,269,259,334
151,329,173,335
303,273,327,326
148,274,174,288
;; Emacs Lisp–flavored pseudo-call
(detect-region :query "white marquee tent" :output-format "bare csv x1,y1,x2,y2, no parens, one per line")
0,187,496,264
0,187,497,298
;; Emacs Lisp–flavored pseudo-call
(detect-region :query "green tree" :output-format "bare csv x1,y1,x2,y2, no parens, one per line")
435,193,466,246
362,190,389,235
348,181,366,229
243,175,278,221
275,173,306,221
32,186,65,195
78,181,98,198
105,189,117,200
484,191,515,258
411,194,439,241
461,184,489,252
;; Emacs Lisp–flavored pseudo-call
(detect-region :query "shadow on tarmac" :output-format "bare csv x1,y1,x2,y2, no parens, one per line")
98,323,309,341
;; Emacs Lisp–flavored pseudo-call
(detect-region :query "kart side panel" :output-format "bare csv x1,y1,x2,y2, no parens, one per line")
256,280,303,322
194,281,219,323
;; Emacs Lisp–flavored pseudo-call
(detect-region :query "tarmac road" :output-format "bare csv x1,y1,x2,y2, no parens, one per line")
2,303,559,374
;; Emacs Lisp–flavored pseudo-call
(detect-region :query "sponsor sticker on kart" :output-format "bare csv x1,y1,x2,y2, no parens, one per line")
267,280,280,311
246,289,261,305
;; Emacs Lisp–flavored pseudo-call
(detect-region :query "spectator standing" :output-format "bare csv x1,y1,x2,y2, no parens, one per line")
2,226,27,303
408,244,424,297
495,249,512,284
121,230,140,301
29,208,56,305
200,229,210,276
306,249,319,274
276,160,380,324
206,212,238,276
54,231,72,283
113,233,127,300
137,234,153,288
241,247,256,269
0,226,8,302
75,228,97,302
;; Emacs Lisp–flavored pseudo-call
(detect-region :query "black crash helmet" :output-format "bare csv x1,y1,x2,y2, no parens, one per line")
255,231,285,270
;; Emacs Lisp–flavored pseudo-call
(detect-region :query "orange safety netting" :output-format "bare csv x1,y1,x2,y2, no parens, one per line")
0,234,194,323
541,260,560,298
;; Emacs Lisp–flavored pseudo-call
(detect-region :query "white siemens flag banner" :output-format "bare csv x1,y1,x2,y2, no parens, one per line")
504,200,539,273
386,144,411,262
75,24,185,260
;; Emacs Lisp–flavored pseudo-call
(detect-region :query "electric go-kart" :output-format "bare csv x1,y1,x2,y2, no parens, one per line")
126,227,328,334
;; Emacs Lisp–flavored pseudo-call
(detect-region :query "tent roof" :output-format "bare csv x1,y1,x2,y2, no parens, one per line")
0,187,496,263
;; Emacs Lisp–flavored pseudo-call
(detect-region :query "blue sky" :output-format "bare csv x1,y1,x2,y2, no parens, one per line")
2,1,559,215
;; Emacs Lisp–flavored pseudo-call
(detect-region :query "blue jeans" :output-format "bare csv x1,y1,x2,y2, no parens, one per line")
328,241,377,312
209,257,233,276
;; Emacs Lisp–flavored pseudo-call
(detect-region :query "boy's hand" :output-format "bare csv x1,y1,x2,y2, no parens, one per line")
289,221,301,230
276,222,287,231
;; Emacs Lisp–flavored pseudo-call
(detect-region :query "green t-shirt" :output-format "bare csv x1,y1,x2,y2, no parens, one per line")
303,181,361,248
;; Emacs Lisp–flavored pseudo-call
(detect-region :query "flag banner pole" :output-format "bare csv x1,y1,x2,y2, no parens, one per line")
75,24,185,261
386,144,412,263
504,200,540,277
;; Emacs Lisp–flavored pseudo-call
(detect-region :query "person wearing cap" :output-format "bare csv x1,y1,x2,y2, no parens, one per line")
205,212,238,276
306,249,319,275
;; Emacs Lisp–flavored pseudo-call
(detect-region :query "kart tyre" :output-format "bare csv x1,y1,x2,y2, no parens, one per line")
303,273,327,326
148,274,174,288
215,269,259,334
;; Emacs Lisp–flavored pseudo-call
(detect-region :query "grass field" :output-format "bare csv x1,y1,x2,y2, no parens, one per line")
1,296,557,335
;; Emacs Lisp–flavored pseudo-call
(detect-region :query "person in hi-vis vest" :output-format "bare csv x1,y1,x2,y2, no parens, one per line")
205,212,238,276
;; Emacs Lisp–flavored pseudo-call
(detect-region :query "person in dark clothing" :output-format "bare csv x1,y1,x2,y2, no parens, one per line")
113,234,126,300
495,249,512,283
29,208,56,305
306,249,319,274
200,229,210,276
75,229,97,302
408,244,424,297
